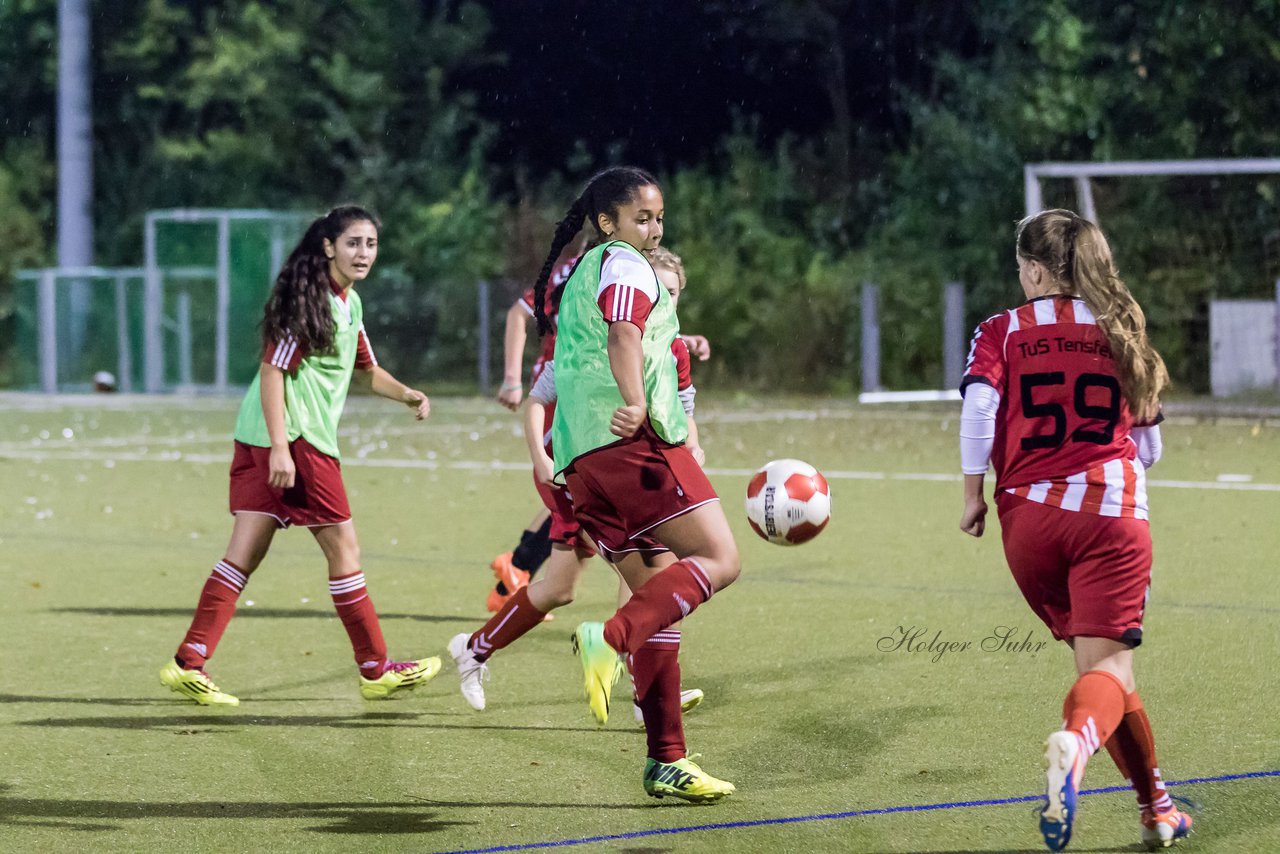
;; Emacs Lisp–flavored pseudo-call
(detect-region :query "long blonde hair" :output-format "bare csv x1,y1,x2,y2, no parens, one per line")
1016,209,1169,422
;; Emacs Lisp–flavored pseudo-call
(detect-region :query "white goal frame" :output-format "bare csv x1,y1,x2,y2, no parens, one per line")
1024,157,1280,221
1024,158,1280,395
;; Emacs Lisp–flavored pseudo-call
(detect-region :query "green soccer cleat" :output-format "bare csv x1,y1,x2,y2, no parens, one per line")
159,659,240,706
359,657,442,700
572,621,623,725
643,755,736,803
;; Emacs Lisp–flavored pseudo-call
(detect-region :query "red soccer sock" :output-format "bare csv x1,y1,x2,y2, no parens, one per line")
329,571,388,678
603,560,713,656
175,559,248,669
630,630,685,763
1105,691,1174,813
1062,669,1127,756
468,587,548,662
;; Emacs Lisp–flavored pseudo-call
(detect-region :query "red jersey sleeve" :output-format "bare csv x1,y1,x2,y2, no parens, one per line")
595,248,658,332
263,334,305,373
355,324,377,370
671,337,693,390
517,287,538,317
960,313,1010,397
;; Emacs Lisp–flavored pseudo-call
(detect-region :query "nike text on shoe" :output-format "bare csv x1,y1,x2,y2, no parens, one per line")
642,756,735,803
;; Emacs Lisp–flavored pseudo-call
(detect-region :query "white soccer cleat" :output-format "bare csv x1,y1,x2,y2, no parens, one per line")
448,632,489,711
634,688,706,725
1040,730,1086,852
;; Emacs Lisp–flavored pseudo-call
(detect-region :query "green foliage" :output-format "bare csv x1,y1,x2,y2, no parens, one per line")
7,0,1280,391
663,135,858,391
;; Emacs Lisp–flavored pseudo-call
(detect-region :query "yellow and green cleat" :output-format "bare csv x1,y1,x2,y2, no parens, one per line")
572,621,624,725
643,756,736,803
359,657,442,700
159,659,240,706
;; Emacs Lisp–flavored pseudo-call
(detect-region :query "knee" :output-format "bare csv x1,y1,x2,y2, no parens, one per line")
699,545,740,592
332,542,361,573
544,579,576,608
530,583,574,610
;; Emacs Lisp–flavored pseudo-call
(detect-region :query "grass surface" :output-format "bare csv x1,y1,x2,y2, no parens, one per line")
1,393,1277,852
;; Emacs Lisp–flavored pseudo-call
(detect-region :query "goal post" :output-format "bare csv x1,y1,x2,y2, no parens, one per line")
1024,158,1280,219
1023,159,1280,397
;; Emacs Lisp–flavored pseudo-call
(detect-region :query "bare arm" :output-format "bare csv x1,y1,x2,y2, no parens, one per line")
260,363,295,489
959,473,987,537
607,322,646,438
680,334,711,361
686,416,705,466
523,398,555,485
355,366,431,420
498,302,533,410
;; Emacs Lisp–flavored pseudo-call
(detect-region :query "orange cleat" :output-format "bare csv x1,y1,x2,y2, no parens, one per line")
485,552,530,612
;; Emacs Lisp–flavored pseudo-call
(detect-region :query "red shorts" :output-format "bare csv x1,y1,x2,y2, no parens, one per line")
997,493,1151,646
564,426,718,561
533,473,595,555
228,438,351,528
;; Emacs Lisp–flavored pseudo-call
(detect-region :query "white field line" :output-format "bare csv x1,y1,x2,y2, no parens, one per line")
4,447,1280,493
0,421,496,452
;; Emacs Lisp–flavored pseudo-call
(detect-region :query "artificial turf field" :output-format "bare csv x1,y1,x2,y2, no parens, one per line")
1,392,1277,853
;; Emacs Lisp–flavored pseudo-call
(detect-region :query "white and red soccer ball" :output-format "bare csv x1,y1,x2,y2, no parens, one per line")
744,458,831,546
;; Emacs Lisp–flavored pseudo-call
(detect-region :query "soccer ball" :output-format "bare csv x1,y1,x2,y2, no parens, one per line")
744,458,831,546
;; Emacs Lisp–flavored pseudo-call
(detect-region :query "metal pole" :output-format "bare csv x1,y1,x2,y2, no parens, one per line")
1074,176,1098,224
57,0,92,268
943,282,966,389
478,280,491,394
269,222,285,287
215,214,231,392
143,213,163,391
1024,165,1044,217
861,282,880,393
177,291,193,389
114,272,133,393
38,270,59,393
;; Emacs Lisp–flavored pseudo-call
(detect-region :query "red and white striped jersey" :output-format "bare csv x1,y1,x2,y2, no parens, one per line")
518,254,577,382
595,247,658,332
961,295,1150,519
263,287,377,373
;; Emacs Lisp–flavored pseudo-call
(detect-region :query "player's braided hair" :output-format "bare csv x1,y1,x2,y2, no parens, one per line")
532,167,658,336
262,205,380,356
1016,209,1169,423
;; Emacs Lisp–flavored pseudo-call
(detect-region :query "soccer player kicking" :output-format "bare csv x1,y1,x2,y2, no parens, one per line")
531,167,740,803
448,247,707,728
959,209,1192,850
159,206,440,706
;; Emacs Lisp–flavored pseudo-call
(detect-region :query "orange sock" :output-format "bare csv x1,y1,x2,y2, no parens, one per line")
1061,669,1127,755
1105,691,1174,813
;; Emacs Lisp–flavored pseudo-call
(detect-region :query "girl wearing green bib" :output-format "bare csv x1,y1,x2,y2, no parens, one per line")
532,168,741,803
160,206,441,707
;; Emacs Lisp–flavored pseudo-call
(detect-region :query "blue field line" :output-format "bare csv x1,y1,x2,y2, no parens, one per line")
434,768,1280,854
